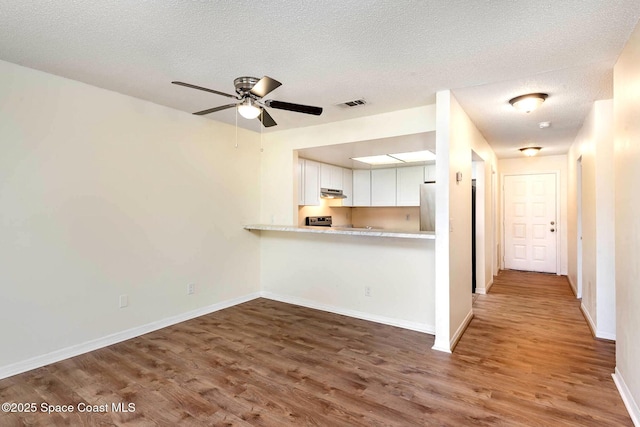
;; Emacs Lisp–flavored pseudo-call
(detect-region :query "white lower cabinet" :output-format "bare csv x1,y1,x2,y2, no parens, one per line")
352,169,371,206
371,168,396,206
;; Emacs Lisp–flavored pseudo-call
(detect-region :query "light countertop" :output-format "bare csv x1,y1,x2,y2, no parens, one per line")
243,224,435,240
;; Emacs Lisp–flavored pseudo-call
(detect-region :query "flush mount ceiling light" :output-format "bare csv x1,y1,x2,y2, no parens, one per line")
519,146,542,157
237,98,261,119
509,93,548,113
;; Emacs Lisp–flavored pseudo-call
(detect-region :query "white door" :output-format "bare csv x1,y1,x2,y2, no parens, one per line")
503,173,557,273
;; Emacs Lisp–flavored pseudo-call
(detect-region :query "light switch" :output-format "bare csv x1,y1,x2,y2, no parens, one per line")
449,218,453,232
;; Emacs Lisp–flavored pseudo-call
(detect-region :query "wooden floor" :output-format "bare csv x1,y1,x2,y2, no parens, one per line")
0,270,632,426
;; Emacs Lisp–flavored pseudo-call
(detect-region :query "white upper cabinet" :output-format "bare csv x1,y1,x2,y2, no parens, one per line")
424,164,436,182
297,158,305,205
303,159,320,206
320,163,343,190
396,166,423,206
371,168,397,206
342,168,353,207
352,169,371,206
300,160,433,208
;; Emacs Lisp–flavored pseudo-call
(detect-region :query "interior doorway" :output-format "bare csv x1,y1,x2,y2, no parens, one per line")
576,157,583,298
472,178,477,293
471,157,486,294
503,173,559,273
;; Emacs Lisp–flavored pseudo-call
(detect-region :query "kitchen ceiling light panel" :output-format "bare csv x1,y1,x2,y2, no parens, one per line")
351,155,403,165
389,150,436,162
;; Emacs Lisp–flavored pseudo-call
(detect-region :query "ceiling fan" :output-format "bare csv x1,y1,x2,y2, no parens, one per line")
171,76,323,127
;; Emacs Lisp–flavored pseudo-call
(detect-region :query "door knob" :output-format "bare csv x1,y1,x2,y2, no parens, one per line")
550,221,555,225
550,228,555,232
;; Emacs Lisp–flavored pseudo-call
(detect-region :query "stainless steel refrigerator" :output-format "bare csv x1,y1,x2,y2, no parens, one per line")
419,181,436,232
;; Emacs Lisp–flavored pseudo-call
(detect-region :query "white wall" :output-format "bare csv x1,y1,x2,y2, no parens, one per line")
259,232,435,332
498,155,568,275
612,19,640,425
0,60,262,375
433,90,498,351
567,100,615,340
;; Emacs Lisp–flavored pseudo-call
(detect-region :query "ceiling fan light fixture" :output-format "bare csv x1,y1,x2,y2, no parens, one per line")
237,98,261,119
509,93,548,113
519,146,542,157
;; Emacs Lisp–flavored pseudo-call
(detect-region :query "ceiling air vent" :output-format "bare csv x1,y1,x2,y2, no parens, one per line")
336,98,367,108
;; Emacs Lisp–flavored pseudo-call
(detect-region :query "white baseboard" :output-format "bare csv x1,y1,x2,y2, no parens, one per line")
580,303,597,338
612,367,640,426
475,279,494,295
567,275,578,297
260,291,435,335
596,329,616,341
450,308,474,351
580,303,616,341
0,292,261,381
431,339,452,354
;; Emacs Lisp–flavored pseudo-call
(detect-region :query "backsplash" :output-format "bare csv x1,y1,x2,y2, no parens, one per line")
351,207,420,231
298,201,351,227
298,203,420,231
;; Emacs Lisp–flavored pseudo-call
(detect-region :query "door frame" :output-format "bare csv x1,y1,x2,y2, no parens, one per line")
500,171,561,275
576,156,583,298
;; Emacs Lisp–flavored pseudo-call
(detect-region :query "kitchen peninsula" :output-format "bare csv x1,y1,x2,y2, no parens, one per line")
244,224,435,239
245,222,436,334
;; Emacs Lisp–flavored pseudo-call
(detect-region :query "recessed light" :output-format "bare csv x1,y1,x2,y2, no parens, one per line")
538,121,551,129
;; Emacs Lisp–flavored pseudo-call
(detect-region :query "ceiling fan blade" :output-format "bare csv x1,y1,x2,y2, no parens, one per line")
258,108,277,127
265,100,322,116
193,103,238,116
250,76,282,98
172,81,237,99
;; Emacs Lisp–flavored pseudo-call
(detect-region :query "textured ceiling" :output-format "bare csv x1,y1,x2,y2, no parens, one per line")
1,1,639,158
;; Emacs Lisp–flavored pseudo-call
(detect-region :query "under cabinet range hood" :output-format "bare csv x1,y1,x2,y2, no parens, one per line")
320,188,347,199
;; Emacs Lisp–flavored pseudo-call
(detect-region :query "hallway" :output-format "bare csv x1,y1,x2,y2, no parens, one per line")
461,270,630,425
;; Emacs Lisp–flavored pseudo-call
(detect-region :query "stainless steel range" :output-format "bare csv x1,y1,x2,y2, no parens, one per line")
305,216,332,227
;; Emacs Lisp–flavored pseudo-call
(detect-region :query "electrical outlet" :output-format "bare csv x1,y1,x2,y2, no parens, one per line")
365,285,371,297
119,294,128,308
187,283,195,295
